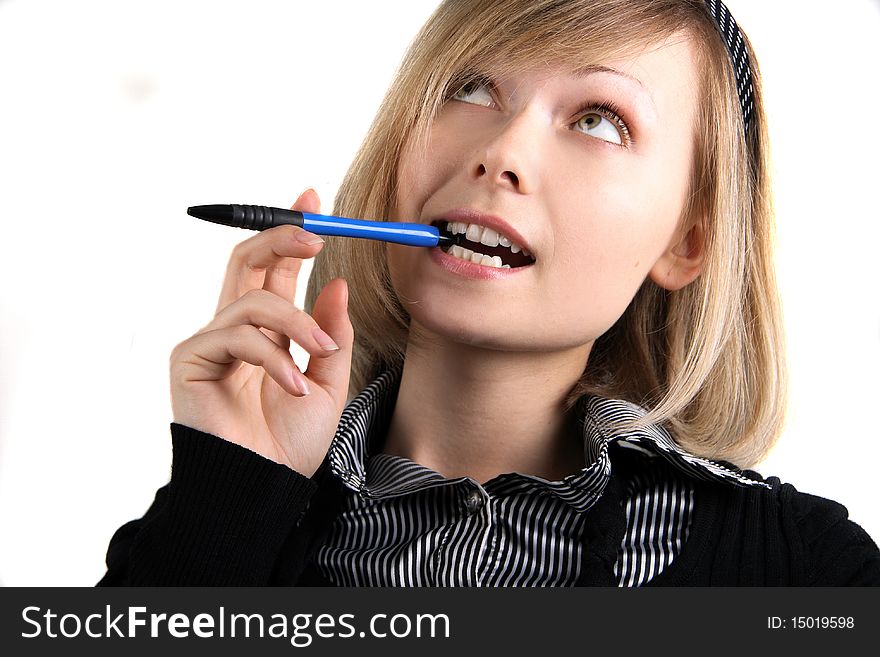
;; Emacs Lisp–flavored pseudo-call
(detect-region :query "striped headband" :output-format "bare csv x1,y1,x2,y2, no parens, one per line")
703,0,754,137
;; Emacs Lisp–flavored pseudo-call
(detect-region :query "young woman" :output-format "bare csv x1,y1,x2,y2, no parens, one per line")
99,0,880,586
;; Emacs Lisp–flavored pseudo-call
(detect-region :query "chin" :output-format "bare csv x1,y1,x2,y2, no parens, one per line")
406,307,535,352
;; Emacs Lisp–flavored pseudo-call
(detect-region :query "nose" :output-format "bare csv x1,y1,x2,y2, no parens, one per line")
470,111,540,195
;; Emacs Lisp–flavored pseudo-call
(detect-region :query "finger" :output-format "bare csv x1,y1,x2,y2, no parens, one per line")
303,277,354,408
201,288,340,360
214,190,325,314
176,324,309,397
262,188,322,303
214,224,324,315
260,188,323,348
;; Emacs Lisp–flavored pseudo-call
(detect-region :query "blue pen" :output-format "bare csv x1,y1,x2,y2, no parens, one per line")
186,203,459,248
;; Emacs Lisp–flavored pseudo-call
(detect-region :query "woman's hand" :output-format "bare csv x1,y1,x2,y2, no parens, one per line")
169,188,353,477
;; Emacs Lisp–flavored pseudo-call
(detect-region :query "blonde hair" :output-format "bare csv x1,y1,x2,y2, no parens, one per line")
305,0,787,469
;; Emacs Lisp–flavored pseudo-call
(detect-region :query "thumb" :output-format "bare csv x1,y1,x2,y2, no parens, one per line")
305,277,354,407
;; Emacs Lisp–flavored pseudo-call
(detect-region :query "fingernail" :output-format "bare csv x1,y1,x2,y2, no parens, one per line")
295,229,324,245
291,368,311,396
312,327,339,351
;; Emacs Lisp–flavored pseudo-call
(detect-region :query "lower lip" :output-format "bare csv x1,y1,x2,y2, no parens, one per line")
429,245,534,280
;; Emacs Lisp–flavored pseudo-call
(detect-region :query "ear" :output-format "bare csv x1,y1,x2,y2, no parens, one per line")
647,217,706,291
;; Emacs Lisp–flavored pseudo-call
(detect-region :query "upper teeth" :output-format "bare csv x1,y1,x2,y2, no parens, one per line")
446,221,531,258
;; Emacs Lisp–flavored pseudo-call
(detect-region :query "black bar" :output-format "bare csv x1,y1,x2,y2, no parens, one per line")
1,587,877,655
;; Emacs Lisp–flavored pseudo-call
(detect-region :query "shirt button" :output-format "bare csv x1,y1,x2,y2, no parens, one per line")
464,489,484,514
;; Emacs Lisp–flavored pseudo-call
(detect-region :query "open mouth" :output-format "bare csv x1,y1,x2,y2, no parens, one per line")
432,220,536,269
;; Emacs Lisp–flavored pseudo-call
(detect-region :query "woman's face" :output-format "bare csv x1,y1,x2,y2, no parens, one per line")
388,34,704,354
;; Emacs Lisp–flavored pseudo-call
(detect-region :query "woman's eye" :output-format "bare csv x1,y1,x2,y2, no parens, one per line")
451,80,494,107
574,111,624,146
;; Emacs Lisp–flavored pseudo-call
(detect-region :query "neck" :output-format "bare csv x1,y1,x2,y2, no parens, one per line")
381,323,592,484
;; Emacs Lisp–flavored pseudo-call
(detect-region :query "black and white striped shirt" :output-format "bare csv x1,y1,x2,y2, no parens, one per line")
316,365,770,587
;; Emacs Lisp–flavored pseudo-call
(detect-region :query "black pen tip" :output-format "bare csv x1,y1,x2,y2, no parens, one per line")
187,204,234,226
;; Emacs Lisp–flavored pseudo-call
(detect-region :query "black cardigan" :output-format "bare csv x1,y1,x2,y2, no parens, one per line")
98,423,880,586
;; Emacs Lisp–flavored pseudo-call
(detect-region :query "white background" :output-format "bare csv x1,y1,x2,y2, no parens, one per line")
0,0,877,586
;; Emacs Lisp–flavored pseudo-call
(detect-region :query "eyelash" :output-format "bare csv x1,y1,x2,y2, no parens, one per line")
573,99,632,148
446,76,493,104
446,77,634,148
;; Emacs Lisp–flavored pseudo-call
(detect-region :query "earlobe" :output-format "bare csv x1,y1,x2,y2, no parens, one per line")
648,219,706,291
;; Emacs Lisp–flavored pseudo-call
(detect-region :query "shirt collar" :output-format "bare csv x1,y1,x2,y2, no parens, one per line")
327,363,770,510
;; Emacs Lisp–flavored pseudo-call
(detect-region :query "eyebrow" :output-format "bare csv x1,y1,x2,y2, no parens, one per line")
570,64,657,110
